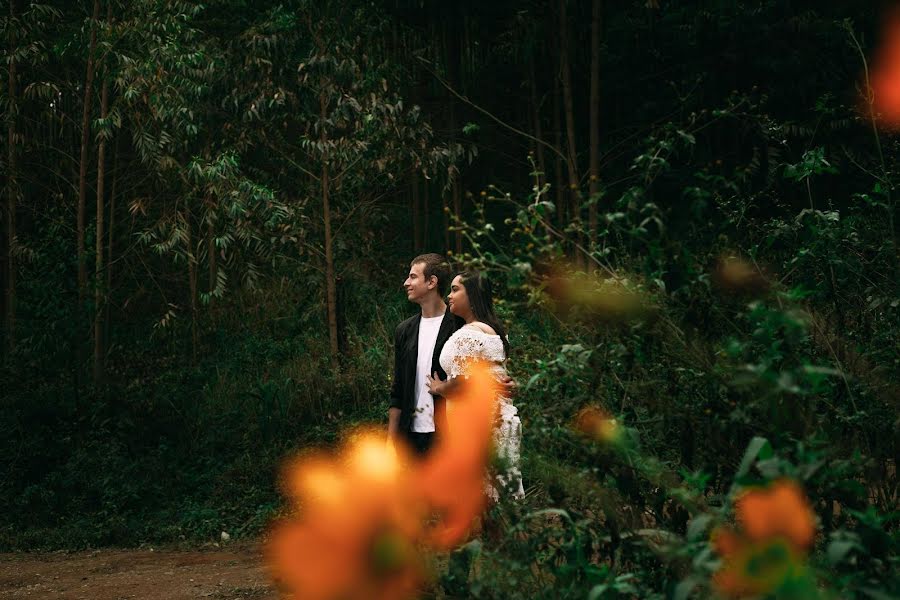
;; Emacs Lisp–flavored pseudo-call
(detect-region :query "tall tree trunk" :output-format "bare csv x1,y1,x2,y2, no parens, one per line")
93,34,110,386
445,10,463,256
320,92,339,368
529,53,546,190
5,0,17,357
422,178,430,250
452,177,462,256
552,66,565,230
104,135,119,355
442,194,450,254
411,173,421,252
589,0,602,242
186,214,199,365
78,0,101,314
207,219,216,293
559,0,582,265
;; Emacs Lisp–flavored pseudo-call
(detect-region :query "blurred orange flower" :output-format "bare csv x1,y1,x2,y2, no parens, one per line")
419,362,500,549
713,255,770,297
268,504,425,600
736,479,816,550
542,263,647,321
268,432,426,600
267,364,501,598
711,480,817,598
573,406,622,445
867,9,900,129
712,535,803,599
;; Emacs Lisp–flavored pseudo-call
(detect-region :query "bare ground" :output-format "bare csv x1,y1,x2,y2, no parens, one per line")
0,542,277,600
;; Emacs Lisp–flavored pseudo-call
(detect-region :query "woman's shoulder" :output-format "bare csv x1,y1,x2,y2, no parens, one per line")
464,321,498,336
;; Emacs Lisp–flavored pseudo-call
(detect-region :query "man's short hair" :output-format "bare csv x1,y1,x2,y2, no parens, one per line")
411,253,452,296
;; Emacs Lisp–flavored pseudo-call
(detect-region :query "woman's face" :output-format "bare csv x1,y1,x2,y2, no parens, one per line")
447,275,472,319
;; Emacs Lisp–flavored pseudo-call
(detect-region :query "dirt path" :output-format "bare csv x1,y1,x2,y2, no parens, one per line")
0,543,277,599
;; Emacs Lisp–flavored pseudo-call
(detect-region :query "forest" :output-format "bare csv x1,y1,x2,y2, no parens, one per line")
1,0,898,598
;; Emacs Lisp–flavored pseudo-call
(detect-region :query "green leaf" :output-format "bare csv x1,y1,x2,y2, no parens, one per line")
860,588,898,600
826,539,858,565
735,436,772,479
674,577,699,600
686,514,713,541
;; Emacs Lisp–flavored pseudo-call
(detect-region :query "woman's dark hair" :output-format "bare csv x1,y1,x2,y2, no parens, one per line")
458,270,510,358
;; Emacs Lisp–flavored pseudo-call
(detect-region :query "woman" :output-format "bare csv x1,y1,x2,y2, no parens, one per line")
426,270,525,500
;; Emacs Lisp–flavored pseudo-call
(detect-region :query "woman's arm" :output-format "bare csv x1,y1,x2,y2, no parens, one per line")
425,371,463,398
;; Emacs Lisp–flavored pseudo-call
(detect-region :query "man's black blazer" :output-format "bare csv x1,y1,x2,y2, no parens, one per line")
389,307,464,434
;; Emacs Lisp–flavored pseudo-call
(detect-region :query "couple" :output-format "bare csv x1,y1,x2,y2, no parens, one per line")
387,253,525,500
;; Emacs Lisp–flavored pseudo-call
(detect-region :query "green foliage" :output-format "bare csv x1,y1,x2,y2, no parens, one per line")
0,1,897,598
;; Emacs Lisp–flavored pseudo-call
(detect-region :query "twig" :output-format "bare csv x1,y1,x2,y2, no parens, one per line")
415,55,569,165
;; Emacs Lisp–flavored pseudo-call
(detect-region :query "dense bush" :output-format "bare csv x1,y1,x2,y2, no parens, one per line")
1,0,897,597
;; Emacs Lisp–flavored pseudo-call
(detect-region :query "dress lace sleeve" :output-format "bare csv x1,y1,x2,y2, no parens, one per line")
444,330,487,380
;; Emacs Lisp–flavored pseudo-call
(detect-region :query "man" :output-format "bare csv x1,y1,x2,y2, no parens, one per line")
387,253,461,457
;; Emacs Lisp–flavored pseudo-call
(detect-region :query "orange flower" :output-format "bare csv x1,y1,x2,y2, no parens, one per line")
268,505,424,600
281,454,347,511
268,432,426,600
712,536,804,599
419,362,499,549
711,480,817,598
736,479,816,551
267,367,502,597
867,9,900,129
574,406,622,445
711,526,742,558
542,263,646,321
713,256,770,297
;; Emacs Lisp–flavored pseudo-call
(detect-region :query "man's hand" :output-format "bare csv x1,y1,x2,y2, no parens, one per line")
387,406,401,441
425,371,447,397
384,436,398,461
499,374,518,397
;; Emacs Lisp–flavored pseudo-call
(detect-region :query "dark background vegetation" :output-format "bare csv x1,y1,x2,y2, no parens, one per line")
1,0,897,596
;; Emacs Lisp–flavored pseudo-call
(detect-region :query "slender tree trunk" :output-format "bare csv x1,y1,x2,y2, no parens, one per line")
442,194,450,254
93,37,110,386
452,179,462,256
445,11,463,256
320,92,339,367
528,50,552,241
529,53,546,190
552,67,565,230
411,173,421,252
78,0,101,314
186,214,199,365
422,178,430,250
5,0,17,357
559,0,582,265
207,218,216,293
104,135,119,355
589,0,602,242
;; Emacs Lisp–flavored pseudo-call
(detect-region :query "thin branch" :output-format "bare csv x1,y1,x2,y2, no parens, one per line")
415,54,569,165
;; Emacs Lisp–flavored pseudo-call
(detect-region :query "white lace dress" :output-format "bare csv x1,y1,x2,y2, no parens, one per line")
439,326,525,500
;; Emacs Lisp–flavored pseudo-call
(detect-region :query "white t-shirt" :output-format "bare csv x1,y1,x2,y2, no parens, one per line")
411,315,443,432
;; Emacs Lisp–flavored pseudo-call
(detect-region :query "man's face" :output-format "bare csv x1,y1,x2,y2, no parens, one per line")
404,262,435,303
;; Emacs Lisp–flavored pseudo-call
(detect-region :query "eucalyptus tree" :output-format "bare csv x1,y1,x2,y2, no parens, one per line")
111,0,290,362
1,1,62,359
93,0,115,384
4,0,19,358
77,0,100,318
294,2,458,365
